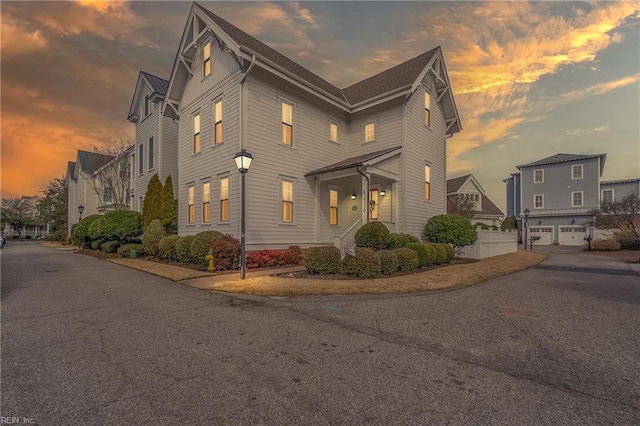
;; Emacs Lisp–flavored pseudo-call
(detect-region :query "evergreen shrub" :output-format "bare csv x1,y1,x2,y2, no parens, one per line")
305,246,341,274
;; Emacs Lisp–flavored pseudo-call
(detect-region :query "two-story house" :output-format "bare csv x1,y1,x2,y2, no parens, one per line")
160,3,461,251
503,153,607,245
446,174,504,227
127,71,179,211
600,178,640,203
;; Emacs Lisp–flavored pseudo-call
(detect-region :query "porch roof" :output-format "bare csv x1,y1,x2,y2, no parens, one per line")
305,146,401,178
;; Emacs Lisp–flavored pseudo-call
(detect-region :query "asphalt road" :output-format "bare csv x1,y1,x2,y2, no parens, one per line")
2,242,639,425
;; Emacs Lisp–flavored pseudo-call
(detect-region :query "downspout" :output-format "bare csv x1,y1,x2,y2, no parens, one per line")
238,54,256,241
356,165,370,224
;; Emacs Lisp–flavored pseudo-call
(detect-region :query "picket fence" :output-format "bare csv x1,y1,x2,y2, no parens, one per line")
458,229,517,259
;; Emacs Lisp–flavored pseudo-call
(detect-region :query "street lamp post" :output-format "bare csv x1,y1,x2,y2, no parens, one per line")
523,208,530,250
234,149,253,279
78,205,85,221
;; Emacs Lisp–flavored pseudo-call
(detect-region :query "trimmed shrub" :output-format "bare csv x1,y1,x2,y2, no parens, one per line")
428,243,448,265
387,232,420,249
342,247,381,279
393,248,419,272
175,236,196,264
305,246,341,274
246,249,289,269
52,229,67,241
423,214,478,252
619,238,640,251
441,244,455,261
142,220,166,257
91,240,103,250
117,243,144,257
73,214,103,248
475,223,490,230
584,239,621,251
158,235,181,261
286,245,304,265
355,222,390,250
161,175,178,234
212,234,240,271
190,231,224,266
406,243,431,268
142,174,164,231
43,234,54,241
377,249,399,275
69,223,79,246
501,215,517,231
101,240,121,253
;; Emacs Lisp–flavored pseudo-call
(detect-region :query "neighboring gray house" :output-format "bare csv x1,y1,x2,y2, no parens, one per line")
504,153,606,246
163,3,462,251
600,178,640,203
446,174,504,227
127,71,179,212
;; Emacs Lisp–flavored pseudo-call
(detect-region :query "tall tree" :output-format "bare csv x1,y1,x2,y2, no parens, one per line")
37,177,68,232
593,193,640,237
1,198,37,237
446,194,477,220
90,139,132,211
161,175,178,234
142,174,164,231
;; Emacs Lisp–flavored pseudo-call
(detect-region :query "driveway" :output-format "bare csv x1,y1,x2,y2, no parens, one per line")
2,242,639,425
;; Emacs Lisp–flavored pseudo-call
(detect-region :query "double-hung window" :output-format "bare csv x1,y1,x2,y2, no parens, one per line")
281,102,293,145
534,169,544,183
202,182,211,223
571,164,583,180
104,187,113,204
188,186,195,224
214,100,223,144
329,189,338,225
602,189,614,203
534,194,544,209
572,191,583,207
220,177,229,222
424,92,431,127
203,42,211,77
148,136,154,170
364,122,375,143
144,95,150,118
329,121,338,143
281,180,293,223
424,165,431,200
138,143,144,175
193,114,201,153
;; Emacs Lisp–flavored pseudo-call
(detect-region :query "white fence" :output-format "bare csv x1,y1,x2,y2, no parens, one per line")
459,230,517,259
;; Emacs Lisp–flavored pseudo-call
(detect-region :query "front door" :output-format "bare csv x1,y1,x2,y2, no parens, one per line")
370,189,378,221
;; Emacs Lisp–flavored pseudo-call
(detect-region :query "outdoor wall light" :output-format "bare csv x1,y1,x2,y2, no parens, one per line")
78,205,85,221
351,191,357,200
380,188,387,196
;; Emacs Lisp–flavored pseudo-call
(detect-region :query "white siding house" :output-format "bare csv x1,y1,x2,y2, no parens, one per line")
163,3,462,250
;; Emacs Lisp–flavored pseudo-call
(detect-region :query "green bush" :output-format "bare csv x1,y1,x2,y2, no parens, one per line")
355,222,390,250
387,232,420,249
427,243,448,265
475,223,490,230
102,210,142,242
52,229,67,241
305,246,341,274
406,243,431,268
158,235,181,261
423,214,478,252
43,234,54,241
342,247,381,279
73,214,103,248
393,248,419,272
501,216,517,231
161,175,178,234
142,220,166,257
91,240,103,250
69,223,79,246
101,240,121,253
175,236,196,264
377,250,398,275
619,238,640,250
117,243,144,257
440,244,455,261
212,234,240,271
190,231,224,266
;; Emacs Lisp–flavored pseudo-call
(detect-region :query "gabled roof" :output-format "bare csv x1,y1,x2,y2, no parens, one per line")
342,48,438,105
77,150,114,174
517,153,607,176
447,174,472,193
305,146,401,177
477,195,504,217
127,71,170,122
600,178,640,185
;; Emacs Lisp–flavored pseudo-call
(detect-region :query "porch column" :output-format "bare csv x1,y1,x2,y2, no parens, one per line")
361,174,368,225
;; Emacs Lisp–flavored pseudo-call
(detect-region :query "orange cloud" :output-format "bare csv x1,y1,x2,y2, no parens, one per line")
1,15,47,56
559,73,640,103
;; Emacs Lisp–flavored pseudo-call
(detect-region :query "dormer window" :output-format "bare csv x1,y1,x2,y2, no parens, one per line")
424,92,431,127
144,95,150,117
203,42,211,77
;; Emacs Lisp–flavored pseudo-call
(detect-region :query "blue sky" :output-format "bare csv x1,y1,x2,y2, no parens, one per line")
2,1,638,212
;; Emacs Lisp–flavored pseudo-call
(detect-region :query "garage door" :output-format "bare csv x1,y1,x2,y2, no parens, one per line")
559,226,586,246
529,227,553,245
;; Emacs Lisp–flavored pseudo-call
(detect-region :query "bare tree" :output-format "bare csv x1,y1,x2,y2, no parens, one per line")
592,193,640,237
90,139,133,211
446,194,477,220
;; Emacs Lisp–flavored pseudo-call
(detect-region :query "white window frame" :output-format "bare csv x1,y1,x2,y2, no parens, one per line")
571,191,584,207
281,100,294,146
203,41,211,78
280,178,295,224
214,99,223,145
219,176,229,223
364,121,376,143
202,182,211,224
533,169,544,183
329,121,339,143
571,164,583,180
424,91,431,127
188,185,195,224
148,136,154,171
534,194,544,209
193,113,201,154
601,189,614,203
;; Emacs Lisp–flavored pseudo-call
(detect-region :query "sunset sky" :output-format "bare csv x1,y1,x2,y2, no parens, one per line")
2,1,639,211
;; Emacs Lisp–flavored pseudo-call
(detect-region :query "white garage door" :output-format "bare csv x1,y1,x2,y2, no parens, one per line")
529,227,553,245
559,226,586,246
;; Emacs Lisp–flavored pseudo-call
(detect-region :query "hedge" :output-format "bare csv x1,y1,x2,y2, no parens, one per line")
387,232,420,249
246,246,303,269
142,219,166,256
406,243,431,268
342,247,381,279
73,214,103,248
212,234,240,271
305,246,341,274
175,235,196,264
393,248,419,272
190,231,224,266
158,235,181,261
101,240,121,253
355,222,390,250
377,249,398,275
89,210,142,243
117,243,144,257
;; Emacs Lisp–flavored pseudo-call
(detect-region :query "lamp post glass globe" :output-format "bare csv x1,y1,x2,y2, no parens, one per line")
78,205,85,220
234,149,253,174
